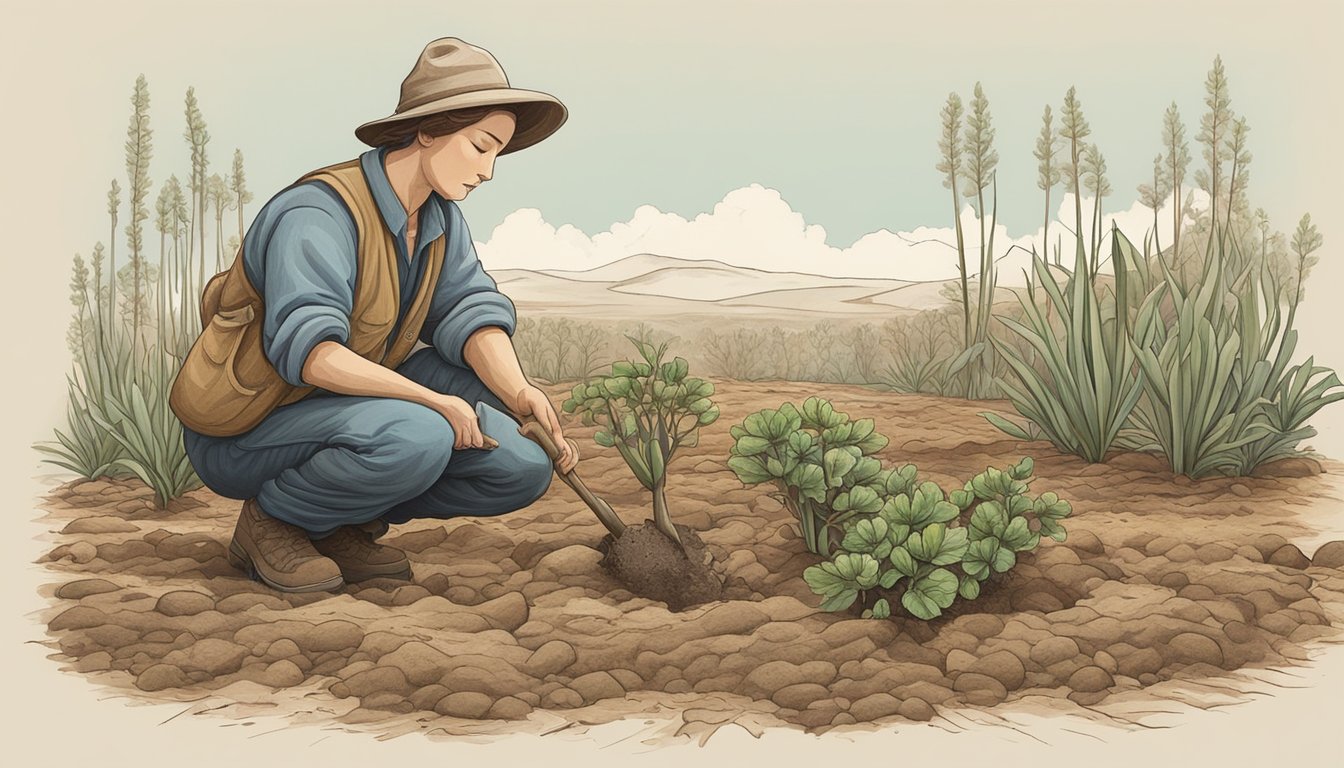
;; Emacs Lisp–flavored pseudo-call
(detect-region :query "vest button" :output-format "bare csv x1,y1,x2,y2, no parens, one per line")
403,331,414,340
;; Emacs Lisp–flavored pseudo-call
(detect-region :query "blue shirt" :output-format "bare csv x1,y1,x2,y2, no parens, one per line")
240,146,518,387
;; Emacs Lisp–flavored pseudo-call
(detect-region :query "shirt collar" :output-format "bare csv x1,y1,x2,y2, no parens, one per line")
359,146,447,251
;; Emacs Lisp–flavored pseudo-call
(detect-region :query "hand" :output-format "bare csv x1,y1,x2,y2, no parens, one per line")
427,393,486,450
513,384,577,474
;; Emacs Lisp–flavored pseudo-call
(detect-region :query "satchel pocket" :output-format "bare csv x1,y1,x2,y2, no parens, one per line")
199,304,258,395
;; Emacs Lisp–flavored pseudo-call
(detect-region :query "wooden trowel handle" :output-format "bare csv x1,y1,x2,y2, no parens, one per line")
514,416,626,538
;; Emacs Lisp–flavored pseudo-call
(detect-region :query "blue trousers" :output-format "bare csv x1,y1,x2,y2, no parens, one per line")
182,347,553,536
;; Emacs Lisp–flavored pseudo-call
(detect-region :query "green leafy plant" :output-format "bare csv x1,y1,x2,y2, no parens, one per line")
726,397,893,555
562,335,719,546
802,457,1069,620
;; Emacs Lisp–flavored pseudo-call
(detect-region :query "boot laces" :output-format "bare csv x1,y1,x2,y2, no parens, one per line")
251,512,321,570
319,526,379,559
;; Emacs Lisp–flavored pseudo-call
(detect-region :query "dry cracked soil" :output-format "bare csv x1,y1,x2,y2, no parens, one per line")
28,379,1344,745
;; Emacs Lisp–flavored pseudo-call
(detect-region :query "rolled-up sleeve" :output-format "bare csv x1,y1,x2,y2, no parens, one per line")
423,203,518,369
260,205,358,386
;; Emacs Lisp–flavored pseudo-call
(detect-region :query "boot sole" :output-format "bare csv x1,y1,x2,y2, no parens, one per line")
324,560,414,583
227,539,345,593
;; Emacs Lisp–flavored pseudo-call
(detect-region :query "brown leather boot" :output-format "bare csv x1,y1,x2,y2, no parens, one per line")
226,499,344,593
312,522,412,582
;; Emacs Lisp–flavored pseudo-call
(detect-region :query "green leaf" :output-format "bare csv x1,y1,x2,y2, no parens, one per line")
846,485,882,515
888,546,918,579
949,489,974,511
823,448,857,488
803,563,847,597
736,435,773,456
819,589,859,612
787,430,816,459
605,377,633,397
1001,516,1040,551
802,396,847,430
884,464,918,497
727,455,772,485
1039,518,1068,542
663,357,689,383
962,538,995,580
593,430,615,448
885,523,912,547
885,482,959,530
969,501,1008,541
870,598,892,619
788,463,827,503
982,411,1033,440
1006,494,1033,517
901,568,959,620
904,523,969,565
1010,456,1035,480
849,456,883,485
1033,492,1072,520
840,517,889,555
879,568,903,589
742,412,773,438
958,574,982,600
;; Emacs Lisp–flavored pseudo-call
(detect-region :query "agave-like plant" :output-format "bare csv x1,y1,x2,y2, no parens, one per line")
983,225,1143,463
1129,229,1281,477
90,346,202,508
34,375,126,479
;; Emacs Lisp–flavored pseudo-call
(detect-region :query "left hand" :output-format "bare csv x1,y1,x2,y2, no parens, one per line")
512,384,578,474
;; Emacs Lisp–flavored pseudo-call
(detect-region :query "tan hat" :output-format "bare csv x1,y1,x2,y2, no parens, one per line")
355,37,568,154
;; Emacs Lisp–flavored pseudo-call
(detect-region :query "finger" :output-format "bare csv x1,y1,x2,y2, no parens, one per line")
546,404,564,444
451,422,464,450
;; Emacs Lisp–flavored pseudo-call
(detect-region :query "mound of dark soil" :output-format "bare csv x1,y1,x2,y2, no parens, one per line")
597,522,723,610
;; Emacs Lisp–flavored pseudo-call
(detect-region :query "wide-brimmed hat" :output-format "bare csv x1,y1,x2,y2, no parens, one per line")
355,37,568,154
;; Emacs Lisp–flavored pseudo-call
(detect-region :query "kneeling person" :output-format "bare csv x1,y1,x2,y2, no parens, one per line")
170,38,578,592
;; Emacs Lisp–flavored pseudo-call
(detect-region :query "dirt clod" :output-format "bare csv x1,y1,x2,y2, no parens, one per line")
598,522,723,611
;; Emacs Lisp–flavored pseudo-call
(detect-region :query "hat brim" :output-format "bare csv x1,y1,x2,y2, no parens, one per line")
355,88,568,154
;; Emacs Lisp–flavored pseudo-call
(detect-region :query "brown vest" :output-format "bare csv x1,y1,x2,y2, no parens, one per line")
169,159,446,437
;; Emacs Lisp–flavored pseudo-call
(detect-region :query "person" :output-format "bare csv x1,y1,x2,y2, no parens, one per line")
169,37,578,594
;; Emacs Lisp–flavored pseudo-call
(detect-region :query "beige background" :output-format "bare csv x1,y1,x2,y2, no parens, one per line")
2,1,1341,764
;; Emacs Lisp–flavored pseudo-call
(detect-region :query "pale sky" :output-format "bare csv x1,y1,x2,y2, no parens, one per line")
21,0,1343,252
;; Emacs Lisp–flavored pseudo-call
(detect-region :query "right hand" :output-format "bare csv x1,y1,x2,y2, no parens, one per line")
427,394,486,449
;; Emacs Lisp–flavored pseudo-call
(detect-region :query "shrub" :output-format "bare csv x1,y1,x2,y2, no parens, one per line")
802,457,1069,620
562,335,719,545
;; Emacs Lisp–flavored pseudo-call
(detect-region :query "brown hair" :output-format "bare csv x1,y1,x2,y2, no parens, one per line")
376,105,520,149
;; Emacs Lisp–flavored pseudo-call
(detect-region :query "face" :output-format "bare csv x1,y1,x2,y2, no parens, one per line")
417,110,517,200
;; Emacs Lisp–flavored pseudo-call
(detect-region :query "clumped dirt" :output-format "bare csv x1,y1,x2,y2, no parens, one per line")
597,522,726,610
30,379,1344,743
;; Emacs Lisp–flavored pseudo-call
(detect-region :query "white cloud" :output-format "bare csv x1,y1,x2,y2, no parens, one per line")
475,183,1204,284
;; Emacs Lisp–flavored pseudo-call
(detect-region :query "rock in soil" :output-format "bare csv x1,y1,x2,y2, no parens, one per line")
597,522,723,611
1312,541,1344,569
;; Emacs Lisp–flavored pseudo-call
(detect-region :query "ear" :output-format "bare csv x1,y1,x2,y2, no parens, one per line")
416,129,435,148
